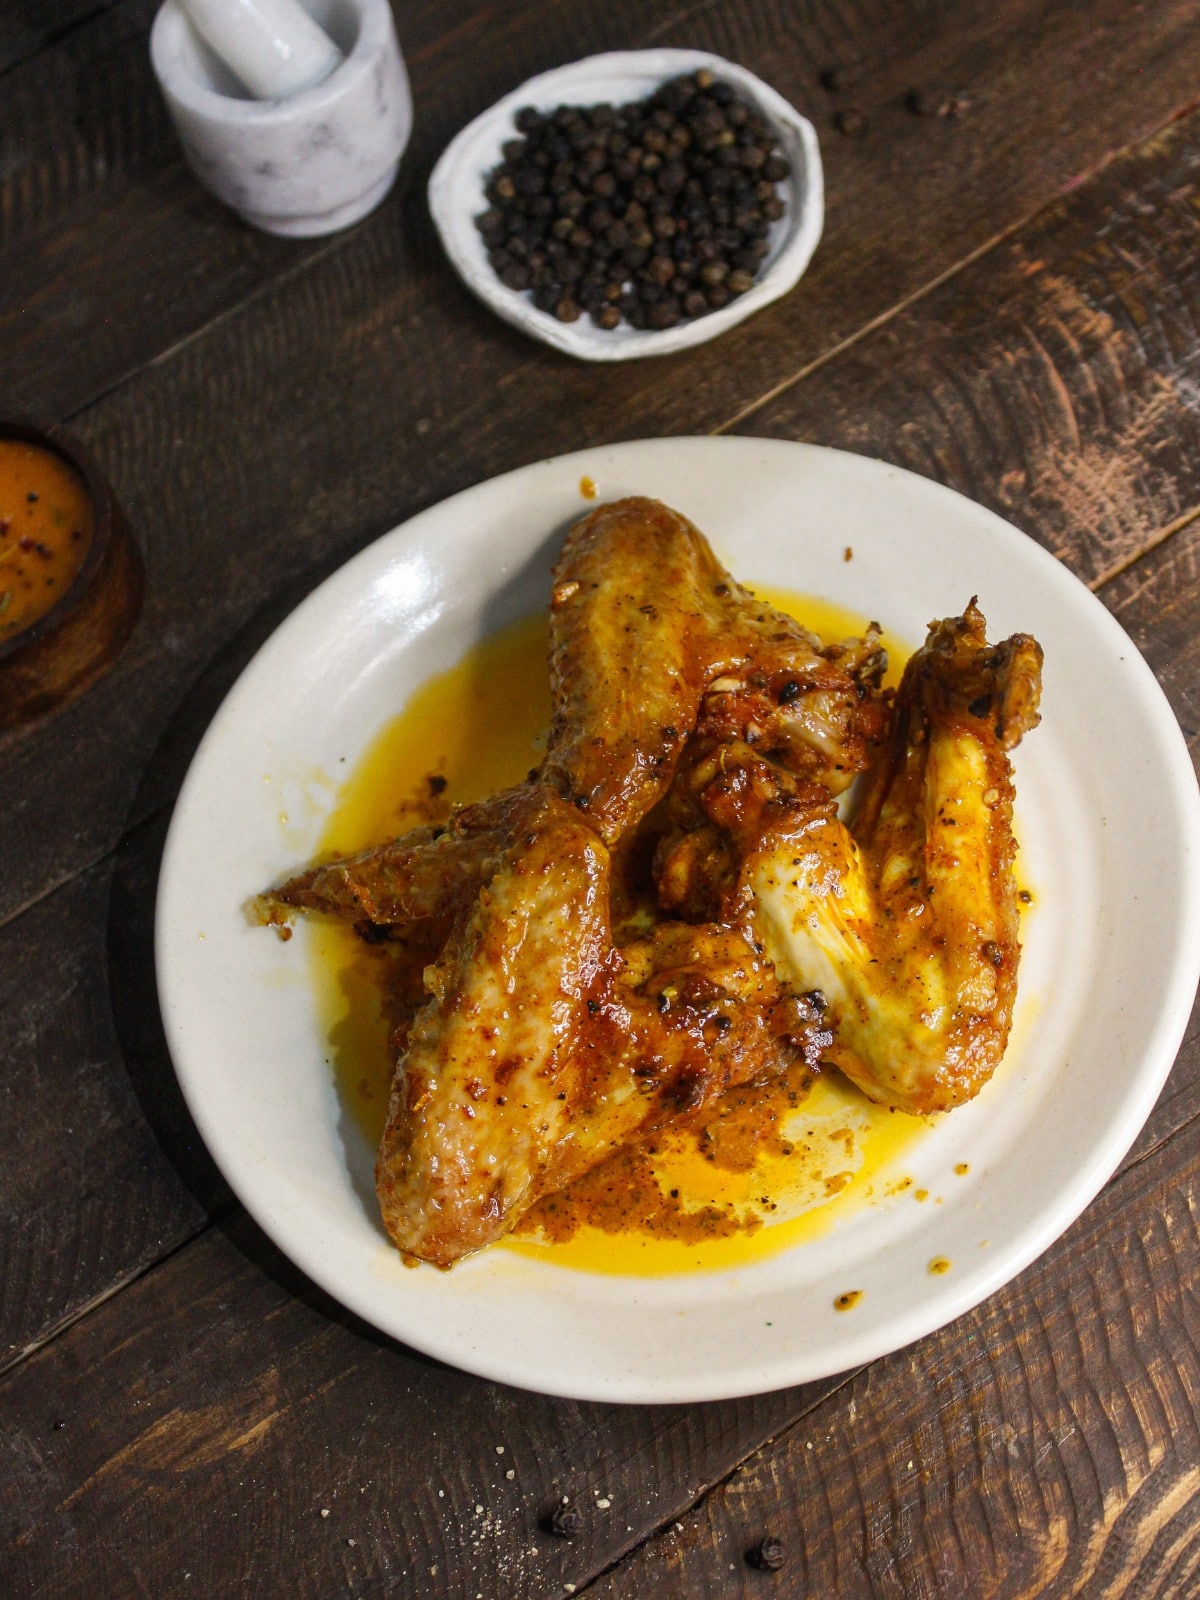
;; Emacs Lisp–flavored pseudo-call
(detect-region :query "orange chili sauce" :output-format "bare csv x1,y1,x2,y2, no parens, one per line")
308,590,931,1275
0,440,94,641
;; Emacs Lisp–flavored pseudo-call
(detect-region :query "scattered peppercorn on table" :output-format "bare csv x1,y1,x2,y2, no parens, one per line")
5,3,1200,1597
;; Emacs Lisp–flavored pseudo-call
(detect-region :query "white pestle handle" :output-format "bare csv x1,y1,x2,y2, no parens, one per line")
179,0,344,99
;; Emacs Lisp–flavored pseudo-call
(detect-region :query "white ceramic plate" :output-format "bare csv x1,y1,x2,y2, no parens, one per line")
428,50,823,360
156,438,1200,1403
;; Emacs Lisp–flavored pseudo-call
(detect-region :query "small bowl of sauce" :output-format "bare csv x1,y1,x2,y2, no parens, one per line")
0,417,143,728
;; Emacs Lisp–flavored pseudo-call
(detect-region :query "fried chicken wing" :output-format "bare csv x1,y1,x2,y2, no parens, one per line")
259,792,517,932
259,498,887,1265
543,496,885,830
373,785,612,1265
541,497,731,842
709,603,1043,1115
259,497,884,933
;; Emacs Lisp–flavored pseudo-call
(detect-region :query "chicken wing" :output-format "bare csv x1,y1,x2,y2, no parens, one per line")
373,784,612,1265
259,497,885,933
543,496,884,836
673,602,1043,1115
260,498,886,1265
259,499,1039,1267
258,791,519,934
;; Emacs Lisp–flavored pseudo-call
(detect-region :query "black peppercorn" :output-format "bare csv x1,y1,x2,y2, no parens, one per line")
746,1535,786,1571
545,1502,583,1538
499,262,530,291
473,71,793,334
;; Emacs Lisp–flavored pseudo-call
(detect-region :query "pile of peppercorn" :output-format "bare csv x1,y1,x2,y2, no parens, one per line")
474,69,792,332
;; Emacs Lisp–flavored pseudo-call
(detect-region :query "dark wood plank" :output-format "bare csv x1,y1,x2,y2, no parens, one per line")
6,40,1200,937
729,111,1200,588
0,1210,844,1600
582,1079,1200,1598
4,0,1200,420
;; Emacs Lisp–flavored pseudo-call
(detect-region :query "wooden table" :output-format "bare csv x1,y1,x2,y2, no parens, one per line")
4,2,1200,1594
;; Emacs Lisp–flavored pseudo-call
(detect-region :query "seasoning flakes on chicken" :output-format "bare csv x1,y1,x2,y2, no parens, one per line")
707,602,1043,1115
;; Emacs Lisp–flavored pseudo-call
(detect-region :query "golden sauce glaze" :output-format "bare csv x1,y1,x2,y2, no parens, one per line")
308,590,937,1275
0,439,94,641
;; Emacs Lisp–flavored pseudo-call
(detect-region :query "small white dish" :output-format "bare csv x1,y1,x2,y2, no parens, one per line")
428,50,824,360
156,438,1200,1403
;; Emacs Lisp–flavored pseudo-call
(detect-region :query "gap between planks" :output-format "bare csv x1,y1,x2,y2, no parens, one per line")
0,1199,236,1381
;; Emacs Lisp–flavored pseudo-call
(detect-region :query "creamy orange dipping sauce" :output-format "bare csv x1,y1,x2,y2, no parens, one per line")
0,440,94,642
307,590,930,1275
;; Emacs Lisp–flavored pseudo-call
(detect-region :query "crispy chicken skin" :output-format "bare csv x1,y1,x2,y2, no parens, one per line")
259,497,885,930
701,603,1043,1115
260,792,519,932
258,498,1042,1262
542,496,884,834
374,785,612,1266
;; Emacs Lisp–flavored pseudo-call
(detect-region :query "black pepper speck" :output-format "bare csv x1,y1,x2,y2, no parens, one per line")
746,1534,787,1571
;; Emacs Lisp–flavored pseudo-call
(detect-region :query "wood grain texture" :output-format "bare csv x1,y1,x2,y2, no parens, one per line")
582,1087,1200,1599
0,1211,845,1600
0,811,226,1370
733,117,1200,588
2,0,1200,422
4,0,1200,419
5,26,1200,938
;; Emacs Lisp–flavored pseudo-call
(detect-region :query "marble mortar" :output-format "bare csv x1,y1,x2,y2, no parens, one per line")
151,0,412,236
